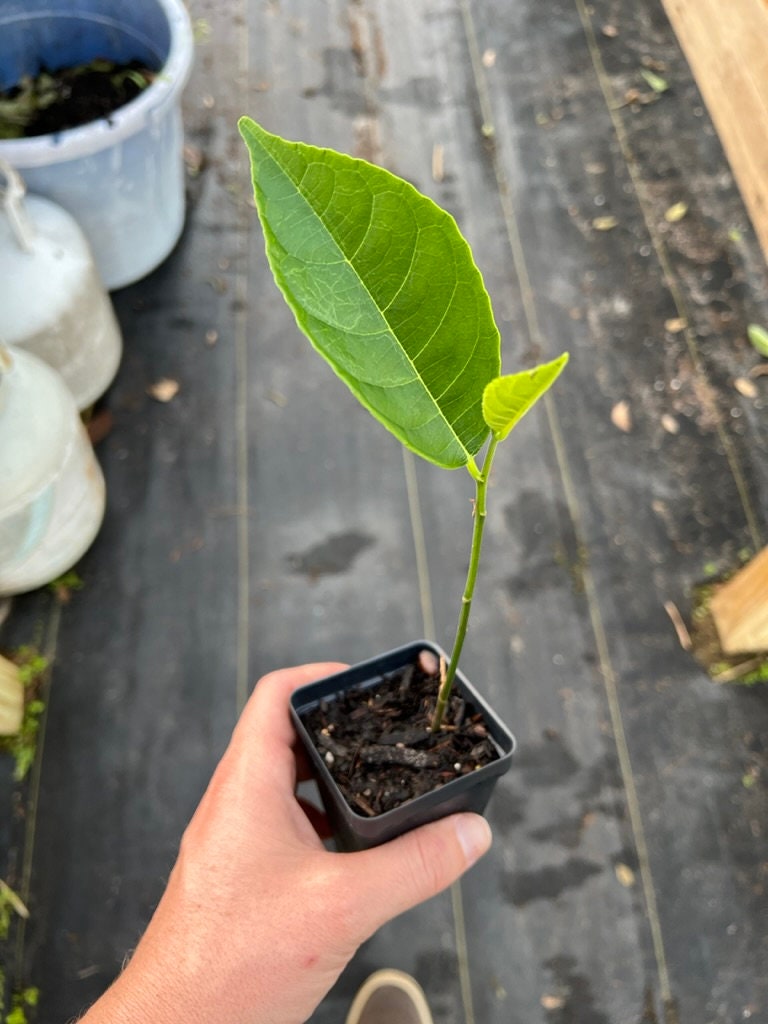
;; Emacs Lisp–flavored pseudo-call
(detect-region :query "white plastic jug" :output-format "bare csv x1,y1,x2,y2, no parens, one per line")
0,162,122,411
0,344,106,596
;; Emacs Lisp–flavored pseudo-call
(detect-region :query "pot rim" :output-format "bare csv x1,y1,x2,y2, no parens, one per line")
290,639,516,826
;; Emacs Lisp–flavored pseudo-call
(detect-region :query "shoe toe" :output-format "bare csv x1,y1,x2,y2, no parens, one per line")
345,970,434,1024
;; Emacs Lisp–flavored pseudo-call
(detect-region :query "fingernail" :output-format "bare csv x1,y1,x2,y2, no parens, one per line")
454,814,492,867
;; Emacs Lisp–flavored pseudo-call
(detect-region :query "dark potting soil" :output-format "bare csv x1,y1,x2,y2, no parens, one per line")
0,59,154,139
302,655,499,817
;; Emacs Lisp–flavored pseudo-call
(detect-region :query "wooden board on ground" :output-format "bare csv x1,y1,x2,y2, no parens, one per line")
661,0,768,262
711,547,768,654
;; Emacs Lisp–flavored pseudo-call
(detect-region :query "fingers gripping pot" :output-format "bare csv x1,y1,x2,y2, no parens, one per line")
0,162,122,410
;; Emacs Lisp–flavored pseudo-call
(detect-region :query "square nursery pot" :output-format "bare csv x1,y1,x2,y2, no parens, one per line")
290,640,516,852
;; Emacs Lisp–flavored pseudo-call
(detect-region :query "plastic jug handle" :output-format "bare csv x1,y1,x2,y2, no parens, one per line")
0,161,34,253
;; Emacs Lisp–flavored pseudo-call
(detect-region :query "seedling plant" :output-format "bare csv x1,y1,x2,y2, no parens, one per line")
240,119,568,731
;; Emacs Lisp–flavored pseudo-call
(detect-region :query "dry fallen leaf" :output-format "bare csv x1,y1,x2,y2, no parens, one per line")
664,317,687,333
147,378,180,403
183,144,204,175
481,48,497,68
611,399,632,432
665,201,688,223
734,376,758,399
541,994,566,1010
593,215,619,231
86,408,114,445
267,389,288,407
208,276,228,295
615,863,636,887
661,414,680,434
642,55,668,73
432,143,445,183
664,600,692,651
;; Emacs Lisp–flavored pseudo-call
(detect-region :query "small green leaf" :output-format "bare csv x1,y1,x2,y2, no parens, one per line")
0,881,28,922
21,988,38,1007
747,323,768,357
193,17,212,42
592,215,618,231
482,354,569,441
47,570,84,594
123,69,150,90
640,68,669,93
664,201,688,223
239,117,501,470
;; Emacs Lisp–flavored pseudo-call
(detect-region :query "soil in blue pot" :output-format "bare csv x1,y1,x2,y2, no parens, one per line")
0,58,154,139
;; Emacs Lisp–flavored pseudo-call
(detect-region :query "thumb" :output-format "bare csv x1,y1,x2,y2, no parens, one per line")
343,813,492,937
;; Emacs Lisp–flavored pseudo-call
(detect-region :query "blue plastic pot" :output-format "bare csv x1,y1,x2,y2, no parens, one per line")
0,0,194,289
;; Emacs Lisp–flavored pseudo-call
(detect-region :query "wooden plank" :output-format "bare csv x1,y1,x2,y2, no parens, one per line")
661,0,768,261
711,547,768,653
0,654,23,736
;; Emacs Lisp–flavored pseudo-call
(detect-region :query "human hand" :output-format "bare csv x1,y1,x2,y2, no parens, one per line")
81,663,492,1024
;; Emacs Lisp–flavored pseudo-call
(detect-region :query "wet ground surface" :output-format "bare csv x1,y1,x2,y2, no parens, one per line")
1,1,767,1022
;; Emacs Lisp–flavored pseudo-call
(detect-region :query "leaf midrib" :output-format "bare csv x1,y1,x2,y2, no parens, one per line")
260,136,477,464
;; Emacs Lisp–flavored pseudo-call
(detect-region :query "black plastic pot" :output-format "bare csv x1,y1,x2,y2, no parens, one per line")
290,640,516,851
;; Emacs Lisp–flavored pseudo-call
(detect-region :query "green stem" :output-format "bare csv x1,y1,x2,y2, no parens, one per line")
431,437,498,730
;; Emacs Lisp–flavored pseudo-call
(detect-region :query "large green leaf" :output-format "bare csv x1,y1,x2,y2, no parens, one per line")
482,354,569,441
239,117,501,470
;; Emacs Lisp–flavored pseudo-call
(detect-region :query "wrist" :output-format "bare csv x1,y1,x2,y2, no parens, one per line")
79,946,209,1024
80,975,193,1024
